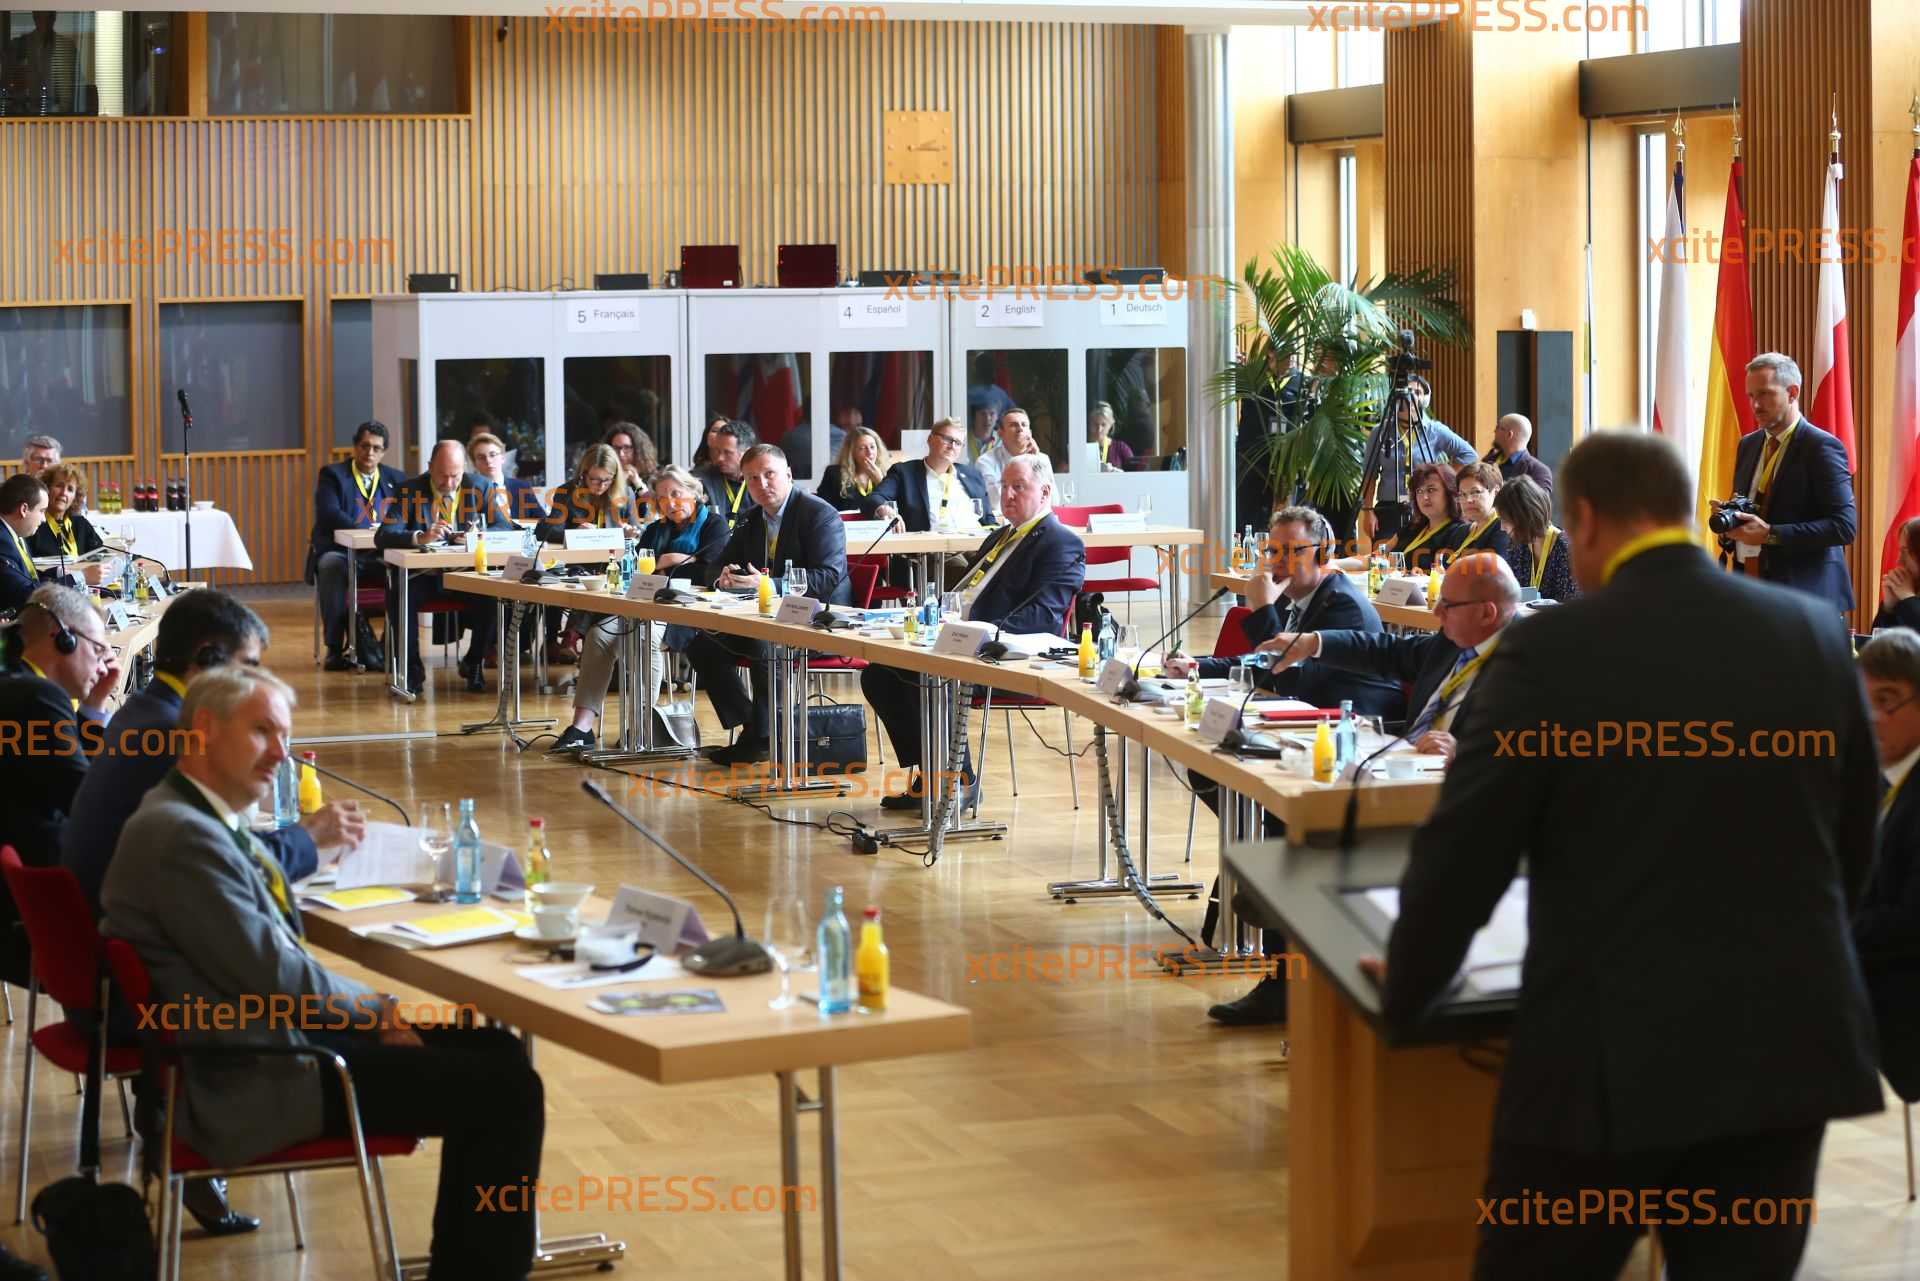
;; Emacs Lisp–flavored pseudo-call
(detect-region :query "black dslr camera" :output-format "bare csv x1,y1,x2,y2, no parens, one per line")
1709,494,1758,538
1386,328,1432,392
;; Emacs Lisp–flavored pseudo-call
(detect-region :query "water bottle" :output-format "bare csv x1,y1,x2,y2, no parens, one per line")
273,756,301,828
1335,699,1357,772
453,798,483,905
816,886,854,1014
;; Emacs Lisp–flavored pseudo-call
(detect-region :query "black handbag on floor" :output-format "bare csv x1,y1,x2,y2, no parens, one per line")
31,964,156,1280
796,703,867,773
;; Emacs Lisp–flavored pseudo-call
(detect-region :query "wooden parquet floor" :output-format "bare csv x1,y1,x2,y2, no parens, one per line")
0,593,1912,1279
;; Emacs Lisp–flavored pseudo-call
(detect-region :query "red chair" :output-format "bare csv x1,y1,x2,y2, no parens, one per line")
968,595,1080,812
840,512,914,605
0,847,141,1226
102,938,421,1281
1053,503,1165,636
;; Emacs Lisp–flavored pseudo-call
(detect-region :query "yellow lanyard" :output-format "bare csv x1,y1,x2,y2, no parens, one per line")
856,477,873,497
725,480,746,520
768,527,781,566
11,531,36,575
1755,425,1796,501
1532,527,1559,589
937,467,955,511
46,516,76,558
961,514,1043,590
157,671,188,698
353,467,378,502
1884,769,1910,816
1399,520,1448,556
1434,631,1504,706
1457,514,1499,552
1099,438,1111,465
1600,526,1697,586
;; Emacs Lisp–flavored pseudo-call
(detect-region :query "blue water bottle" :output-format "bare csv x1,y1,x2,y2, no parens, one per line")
1335,699,1357,772
453,798,483,904
273,757,301,828
816,886,854,1014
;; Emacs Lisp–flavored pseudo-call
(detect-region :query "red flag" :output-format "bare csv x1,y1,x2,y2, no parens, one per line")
1881,150,1920,577
1811,156,1857,468
1697,160,1758,540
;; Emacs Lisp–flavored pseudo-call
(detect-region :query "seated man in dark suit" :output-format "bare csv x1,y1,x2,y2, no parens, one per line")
1164,506,1405,1027
103,667,544,1280
1379,431,1880,1280
1854,628,1920,1104
0,473,52,615
698,418,758,535
1260,550,1522,766
0,585,118,984
687,444,850,766
309,420,406,671
864,415,991,533
375,439,516,695
63,589,362,912
1713,350,1856,614
861,452,1085,809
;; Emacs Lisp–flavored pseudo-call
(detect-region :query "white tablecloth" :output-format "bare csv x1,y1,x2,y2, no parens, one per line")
88,509,254,572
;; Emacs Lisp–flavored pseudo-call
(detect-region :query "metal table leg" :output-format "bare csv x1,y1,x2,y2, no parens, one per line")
874,674,1004,845
736,645,843,799
386,567,414,701
775,1068,843,1281
585,617,696,766
343,547,361,670
1160,784,1267,976
1051,727,1201,904
461,597,558,739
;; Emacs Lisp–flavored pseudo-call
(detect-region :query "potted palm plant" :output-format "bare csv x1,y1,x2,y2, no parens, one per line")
1207,245,1469,530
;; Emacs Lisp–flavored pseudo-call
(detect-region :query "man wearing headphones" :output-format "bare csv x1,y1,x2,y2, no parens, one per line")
0,585,119,968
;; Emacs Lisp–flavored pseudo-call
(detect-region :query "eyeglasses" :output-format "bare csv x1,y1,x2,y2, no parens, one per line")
74,632,113,660
930,434,964,447
1431,597,1481,615
1457,488,1491,501
1871,690,1918,719
1414,486,1445,500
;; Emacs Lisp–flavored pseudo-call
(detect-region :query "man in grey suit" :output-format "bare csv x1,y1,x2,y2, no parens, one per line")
103,667,543,1280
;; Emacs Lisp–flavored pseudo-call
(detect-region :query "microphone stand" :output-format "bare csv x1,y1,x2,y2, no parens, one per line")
176,389,194,584
815,514,904,631
1113,587,1230,703
581,779,772,975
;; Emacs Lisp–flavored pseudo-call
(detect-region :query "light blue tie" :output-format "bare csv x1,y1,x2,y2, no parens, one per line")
1408,647,1475,739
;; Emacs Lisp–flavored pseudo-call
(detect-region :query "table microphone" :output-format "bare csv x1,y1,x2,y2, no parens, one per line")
1112,587,1230,702
813,515,905,631
1217,631,1312,756
302,759,413,825
976,579,1055,661
580,779,772,976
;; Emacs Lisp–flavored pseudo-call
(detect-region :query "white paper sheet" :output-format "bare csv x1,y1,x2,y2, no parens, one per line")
1364,878,1529,994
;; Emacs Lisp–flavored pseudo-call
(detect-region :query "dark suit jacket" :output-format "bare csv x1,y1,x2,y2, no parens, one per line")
1451,518,1512,563
1490,448,1553,492
495,475,547,525
862,460,990,533
1731,418,1856,611
308,461,406,562
956,514,1085,635
1315,626,1487,738
1387,519,1467,574
1,532,48,614
374,472,515,551
1860,767,1920,1100
698,489,851,606
61,679,317,913
1871,597,1920,632
636,507,730,579
1386,542,1883,1153
700,467,752,533
1200,572,1404,718
0,671,102,868
26,511,104,561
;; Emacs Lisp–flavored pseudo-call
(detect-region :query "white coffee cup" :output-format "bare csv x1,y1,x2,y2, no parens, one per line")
1385,755,1417,780
533,904,578,939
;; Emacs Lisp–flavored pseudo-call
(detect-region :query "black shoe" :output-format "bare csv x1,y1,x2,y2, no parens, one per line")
709,737,769,767
183,1177,260,1237
880,777,922,811
324,652,354,672
0,1244,45,1281
549,727,596,754
1206,976,1289,1027
465,666,487,694
406,668,427,696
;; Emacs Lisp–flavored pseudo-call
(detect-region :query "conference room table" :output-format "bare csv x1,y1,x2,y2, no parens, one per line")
449,569,1445,958
1210,570,1443,634
103,584,202,702
303,896,971,1281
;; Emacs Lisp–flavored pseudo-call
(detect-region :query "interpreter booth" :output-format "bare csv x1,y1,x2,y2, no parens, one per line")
683,286,947,485
370,290,688,486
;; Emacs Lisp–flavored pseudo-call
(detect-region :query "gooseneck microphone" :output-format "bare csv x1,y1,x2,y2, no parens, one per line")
1217,629,1314,755
176,388,195,582
1111,587,1230,702
813,514,905,631
976,578,1055,661
581,779,772,976
302,759,413,825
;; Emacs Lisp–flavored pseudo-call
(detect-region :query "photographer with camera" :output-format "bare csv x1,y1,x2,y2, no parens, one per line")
1358,334,1478,548
1709,352,1856,615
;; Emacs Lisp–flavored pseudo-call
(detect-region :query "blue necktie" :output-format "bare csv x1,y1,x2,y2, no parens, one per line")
1408,647,1475,739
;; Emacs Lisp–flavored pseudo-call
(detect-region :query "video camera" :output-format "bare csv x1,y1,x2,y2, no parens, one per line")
1386,328,1432,392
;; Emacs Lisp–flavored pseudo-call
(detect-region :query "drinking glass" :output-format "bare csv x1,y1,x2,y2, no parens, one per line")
1139,493,1154,518
1058,478,1077,503
1114,624,1140,667
1229,663,1257,703
783,563,805,597
940,591,962,621
1388,553,1407,574
763,893,815,1011
971,498,986,527
420,802,455,897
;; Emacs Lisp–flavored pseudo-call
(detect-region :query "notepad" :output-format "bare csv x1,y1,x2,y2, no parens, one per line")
367,906,527,947
301,886,415,912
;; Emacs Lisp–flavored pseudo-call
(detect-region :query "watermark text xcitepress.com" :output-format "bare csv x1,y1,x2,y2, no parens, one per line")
1310,2,1647,34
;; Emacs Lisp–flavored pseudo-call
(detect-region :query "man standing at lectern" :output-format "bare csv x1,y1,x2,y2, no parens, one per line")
1372,431,1881,1279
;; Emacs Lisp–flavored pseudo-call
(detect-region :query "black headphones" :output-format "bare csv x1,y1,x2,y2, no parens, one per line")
1274,509,1337,567
23,601,77,655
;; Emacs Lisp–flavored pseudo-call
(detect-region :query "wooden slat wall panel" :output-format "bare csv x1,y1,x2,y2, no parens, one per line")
2,19,1156,583
471,18,1158,288
1742,0,1875,620
1383,21,1476,435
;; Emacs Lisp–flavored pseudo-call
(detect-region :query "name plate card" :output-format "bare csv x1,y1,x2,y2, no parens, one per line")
499,554,536,581
628,572,671,599
1197,698,1242,746
775,595,823,625
478,530,531,553
563,528,625,552
1097,657,1135,695
839,520,893,543
1085,512,1147,533
603,885,710,951
1374,576,1426,607
931,621,991,657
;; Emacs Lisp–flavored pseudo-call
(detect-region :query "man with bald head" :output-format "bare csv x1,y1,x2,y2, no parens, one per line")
375,439,514,694
1258,550,1521,763
1485,414,1553,492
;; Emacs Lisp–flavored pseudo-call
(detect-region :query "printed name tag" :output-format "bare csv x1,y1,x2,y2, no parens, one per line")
499,554,536,581
564,528,625,551
628,572,671,598
776,595,823,624
1197,698,1242,746
1086,512,1147,533
1097,657,1135,695
1375,576,1423,607
932,621,991,657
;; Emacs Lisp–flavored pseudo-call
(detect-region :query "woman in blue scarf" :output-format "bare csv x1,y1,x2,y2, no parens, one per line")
551,465,726,754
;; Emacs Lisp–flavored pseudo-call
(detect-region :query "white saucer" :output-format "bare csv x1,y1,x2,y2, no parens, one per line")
514,924,576,945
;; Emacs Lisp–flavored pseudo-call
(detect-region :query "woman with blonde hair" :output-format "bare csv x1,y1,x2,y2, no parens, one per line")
816,426,891,509
540,443,641,539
